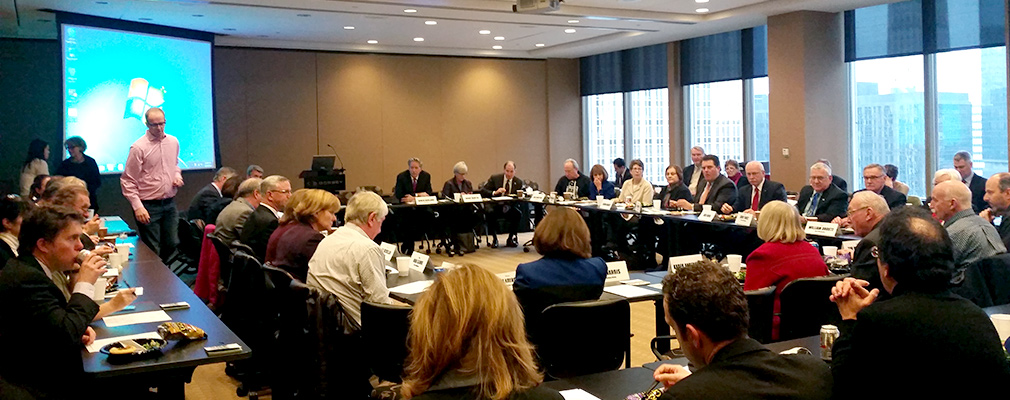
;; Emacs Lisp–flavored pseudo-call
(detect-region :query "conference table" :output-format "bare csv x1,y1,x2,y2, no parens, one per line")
82,234,250,398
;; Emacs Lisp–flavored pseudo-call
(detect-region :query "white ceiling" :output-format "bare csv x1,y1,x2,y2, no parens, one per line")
2,0,897,58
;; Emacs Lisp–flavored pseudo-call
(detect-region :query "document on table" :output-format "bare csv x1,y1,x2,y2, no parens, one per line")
559,388,602,400
604,284,659,299
389,280,434,295
492,196,513,201
649,283,663,290
102,310,172,328
87,331,162,353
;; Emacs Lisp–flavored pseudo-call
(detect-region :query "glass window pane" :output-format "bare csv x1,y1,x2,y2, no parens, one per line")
630,88,670,185
936,46,1007,178
688,80,744,165
850,55,926,197
751,77,770,162
584,93,624,180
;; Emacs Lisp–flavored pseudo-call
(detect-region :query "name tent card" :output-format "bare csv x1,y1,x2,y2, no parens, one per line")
379,242,397,261
842,240,861,250
698,210,717,222
735,213,755,227
805,221,840,237
530,193,546,202
599,199,614,209
462,193,483,203
415,196,438,206
410,252,429,272
497,271,517,288
604,261,631,284
669,254,704,273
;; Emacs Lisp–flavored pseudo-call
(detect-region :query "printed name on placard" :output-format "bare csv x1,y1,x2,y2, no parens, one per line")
805,221,839,237
604,261,630,284
462,193,483,203
410,252,430,272
735,213,754,226
698,210,717,222
415,196,438,205
379,242,397,261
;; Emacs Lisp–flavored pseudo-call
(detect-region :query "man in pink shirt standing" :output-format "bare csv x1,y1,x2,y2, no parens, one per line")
120,107,184,261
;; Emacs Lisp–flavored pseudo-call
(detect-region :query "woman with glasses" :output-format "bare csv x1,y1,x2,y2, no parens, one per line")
55,136,102,211
19,139,49,197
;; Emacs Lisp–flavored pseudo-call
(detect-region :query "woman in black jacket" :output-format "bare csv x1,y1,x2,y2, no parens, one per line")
656,165,693,210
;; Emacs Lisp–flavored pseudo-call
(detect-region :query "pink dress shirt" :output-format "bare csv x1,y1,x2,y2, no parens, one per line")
120,131,182,210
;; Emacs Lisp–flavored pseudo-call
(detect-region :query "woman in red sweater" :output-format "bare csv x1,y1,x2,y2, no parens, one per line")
744,200,828,340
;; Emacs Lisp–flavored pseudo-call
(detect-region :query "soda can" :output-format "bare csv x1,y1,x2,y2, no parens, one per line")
820,324,839,360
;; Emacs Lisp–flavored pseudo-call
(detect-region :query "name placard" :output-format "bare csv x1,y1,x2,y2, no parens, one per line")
805,221,840,237
842,240,861,251
410,252,430,272
462,193,483,203
735,213,754,227
379,242,397,261
415,196,438,206
530,193,546,202
497,271,517,288
698,210,717,222
604,261,631,284
669,254,704,273
599,199,614,209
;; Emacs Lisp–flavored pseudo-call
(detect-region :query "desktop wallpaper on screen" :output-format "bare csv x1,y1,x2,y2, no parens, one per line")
62,23,216,174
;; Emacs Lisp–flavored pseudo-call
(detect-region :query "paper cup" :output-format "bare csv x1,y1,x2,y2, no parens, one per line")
116,244,131,256
992,314,1010,344
93,277,108,301
453,193,461,202
396,256,411,277
823,246,838,257
87,209,95,219
727,255,742,272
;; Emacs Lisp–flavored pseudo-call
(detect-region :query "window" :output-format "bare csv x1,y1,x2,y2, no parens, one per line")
629,88,670,184
688,81,744,163
751,77,770,162
584,93,624,180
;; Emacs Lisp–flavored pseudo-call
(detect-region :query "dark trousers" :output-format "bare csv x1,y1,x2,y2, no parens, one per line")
488,203,521,236
137,198,179,262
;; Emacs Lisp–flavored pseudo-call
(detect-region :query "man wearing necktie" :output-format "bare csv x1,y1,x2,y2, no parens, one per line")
675,154,738,213
725,161,787,214
480,161,524,248
393,157,434,254
953,151,989,213
795,162,848,222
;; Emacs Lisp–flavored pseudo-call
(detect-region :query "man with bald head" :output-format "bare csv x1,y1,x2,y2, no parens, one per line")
843,191,891,297
725,161,786,214
981,172,1010,249
933,169,963,187
931,180,1006,267
554,159,591,199
481,161,524,247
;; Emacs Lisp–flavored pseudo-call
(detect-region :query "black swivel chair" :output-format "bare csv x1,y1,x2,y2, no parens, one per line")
537,299,630,379
777,275,845,341
744,285,777,344
223,250,277,399
360,301,412,384
981,253,1010,306
166,217,202,275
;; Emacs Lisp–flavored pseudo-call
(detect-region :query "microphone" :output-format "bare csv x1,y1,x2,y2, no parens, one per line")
326,144,346,172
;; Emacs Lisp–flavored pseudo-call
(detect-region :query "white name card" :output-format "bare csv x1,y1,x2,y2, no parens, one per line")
530,193,546,202
805,221,839,237
462,193,483,203
669,254,704,273
698,210,717,222
497,271,517,288
604,261,631,284
842,240,861,251
415,196,438,206
410,252,430,272
735,213,754,227
599,199,614,209
379,242,397,261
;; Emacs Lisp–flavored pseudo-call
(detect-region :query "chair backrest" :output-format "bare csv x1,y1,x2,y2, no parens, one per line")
981,253,1010,306
523,179,539,191
302,285,368,398
538,299,630,379
744,285,776,344
907,195,923,206
360,301,412,383
207,231,235,283
951,257,995,308
514,285,604,346
777,275,845,341
176,218,203,260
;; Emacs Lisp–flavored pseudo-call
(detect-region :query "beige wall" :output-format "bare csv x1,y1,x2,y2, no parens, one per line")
214,48,577,198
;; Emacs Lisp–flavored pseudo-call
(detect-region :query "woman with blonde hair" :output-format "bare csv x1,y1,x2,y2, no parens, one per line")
744,200,828,340
401,264,562,400
265,189,341,281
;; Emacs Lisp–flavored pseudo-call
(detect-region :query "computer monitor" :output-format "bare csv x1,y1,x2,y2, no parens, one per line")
311,155,336,171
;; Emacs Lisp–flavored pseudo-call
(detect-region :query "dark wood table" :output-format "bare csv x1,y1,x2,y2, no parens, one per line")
542,367,659,400
82,236,250,398
641,335,821,371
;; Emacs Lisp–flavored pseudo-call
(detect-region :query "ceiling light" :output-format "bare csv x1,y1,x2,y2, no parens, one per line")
367,40,378,44
413,37,424,42
535,43,545,47
696,0,710,3
479,30,491,35
696,8,709,12
564,28,576,33
425,20,437,25
404,9,417,13
343,26,355,30
494,36,505,41
492,45,503,50
297,14,311,17
568,20,579,24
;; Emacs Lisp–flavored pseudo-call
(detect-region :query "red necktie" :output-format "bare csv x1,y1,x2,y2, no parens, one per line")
412,178,417,192
751,187,760,211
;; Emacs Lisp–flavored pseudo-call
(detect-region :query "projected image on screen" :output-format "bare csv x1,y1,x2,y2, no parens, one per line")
62,24,215,174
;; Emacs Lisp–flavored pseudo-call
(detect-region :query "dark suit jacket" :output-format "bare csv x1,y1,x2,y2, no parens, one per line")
691,174,738,213
614,168,632,187
0,256,100,396
441,178,474,198
848,223,890,301
479,173,524,197
795,184,848,222
266,222,323,282
656,182,693,207
393,170,433,200
997,213,1010,250
659,338,831,400
967,173,988,213
859,185,906,210
0,240,15,271
187,183,222,222
832,174,848,193
832,287,1010,399
554,173,592,199
240,204,280,261
732,180,788,213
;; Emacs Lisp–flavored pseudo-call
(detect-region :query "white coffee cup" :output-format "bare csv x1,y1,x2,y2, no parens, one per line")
991,314,1010,344
453,193,462,202
116,244,131,256
396,256,411,277
87,209,95,219
727,254,742,272
823,246,838,257
93,277,108,301
702,204,713,212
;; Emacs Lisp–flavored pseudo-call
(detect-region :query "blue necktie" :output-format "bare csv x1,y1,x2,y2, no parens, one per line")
807,192,821,217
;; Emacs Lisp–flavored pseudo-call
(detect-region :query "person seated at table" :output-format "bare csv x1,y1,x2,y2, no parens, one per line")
795,162,847,222
588,164,615,200
401,264,562,400
619,159,654,206
266,189,339,282
883,164,909,195
674,154,737,213
214,178,262,247
856,163,906,210
0,195,31,269
613,157,632,187
241,175,292,261
931,180,1005,267
724,159,743,187
394,157,435,255
981,172,1010,250
480,161,524,248
307,191,395,326
43,184,105,252
554,158,591,199
744,201,828,340
816,158,848,193
684,146,705,196
187,166,237,225
206,175,243,227
837,191,891,300
441,161,480,257
28,174,50,204
933,168,963,187
726,161,787,214
652,260,831,399
656,165,692,210
0,206,108,398
829,207,1010,399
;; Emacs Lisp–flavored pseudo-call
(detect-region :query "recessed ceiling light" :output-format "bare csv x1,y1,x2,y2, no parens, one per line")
696,8,709,12
535,43,545,47
425,20,437,25
695,0,710,3
479,30,491,35
413,37,424,42
223,28,236,31
494,36,505,41
138,18,152,21
492,45,503,50
367,40,378,44
192,14,204,17
343,26,355,30
568,20,579,24
564,28,576,33
404,9,417,13
297,14,311,17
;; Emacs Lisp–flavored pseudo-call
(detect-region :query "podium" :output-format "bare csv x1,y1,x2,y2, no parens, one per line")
300,169,346,193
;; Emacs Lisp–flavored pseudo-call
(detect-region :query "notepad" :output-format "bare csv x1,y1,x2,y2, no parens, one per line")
389,280,433,295
604,284,659,299
87,331,161,353
102,310,171,328
559,388,602,400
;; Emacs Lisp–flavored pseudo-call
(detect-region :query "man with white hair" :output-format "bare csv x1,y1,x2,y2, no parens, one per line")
795,162,848,222
440,161,476,257
240,175,292,261
214,178,262,246
844,191,891,298
554,158,591,199
953,151,988,212
933,169,963,186
726,161,787,214
931,180,1006,267
683,146,706,196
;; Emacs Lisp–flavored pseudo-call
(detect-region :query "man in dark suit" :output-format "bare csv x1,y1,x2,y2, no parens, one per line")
393,157,433,203
954,151,989,213
554,158,591,199
725,161,787,214
796,162,849,222
981,172,1010,249
857,163,906,210
830,207,1010,399
392,157,435,255
187,167,237,223
683,146,705,197
0,206,106,398
652,260,831,399
816,158,848,193
480,161,525,248
675,154,738,213
241,175,291,261
612,158,632,187
842,191,891,300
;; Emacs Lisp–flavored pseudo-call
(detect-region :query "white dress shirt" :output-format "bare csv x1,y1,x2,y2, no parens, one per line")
306,223,393,325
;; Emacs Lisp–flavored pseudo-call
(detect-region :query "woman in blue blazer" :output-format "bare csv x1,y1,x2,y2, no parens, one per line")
587,164,616,200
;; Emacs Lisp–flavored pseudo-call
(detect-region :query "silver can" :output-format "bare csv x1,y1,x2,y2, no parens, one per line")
820,324,839,360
